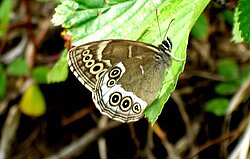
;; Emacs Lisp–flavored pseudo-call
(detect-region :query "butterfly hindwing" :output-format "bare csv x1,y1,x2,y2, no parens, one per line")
93,53,168,122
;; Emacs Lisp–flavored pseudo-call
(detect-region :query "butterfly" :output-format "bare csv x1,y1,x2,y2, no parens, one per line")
67,19,183,123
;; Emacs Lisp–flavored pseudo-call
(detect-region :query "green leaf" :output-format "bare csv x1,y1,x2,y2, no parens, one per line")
52,0,122,27
190,14,209,40
0,0,12,36
238,0,250,42
53,0,184,46
232,7,244,43
0,64,3,73
52,0,210,124
204,98,229,116
33,66,49,84
215,82,239,95
0,72,7,101
6,59,29,76
217,59,239,80
220,10,234,26
144,0,210,124
47,50,68,83
0,63,7,100
19,84,46,117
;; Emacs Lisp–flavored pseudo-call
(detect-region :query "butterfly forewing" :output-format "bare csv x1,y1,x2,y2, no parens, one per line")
67,40,162,92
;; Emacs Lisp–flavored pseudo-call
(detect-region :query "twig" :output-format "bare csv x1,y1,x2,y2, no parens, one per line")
227,118,250,159
152,123,181,159
143,126,155,159
35,19,52,47
182,70,226,81
0,99,8,116
175,120,200,157
221,75,250,156
97,116,108,159
45,121,122,159
0,33,28,64
0,105,21,159
171,91,192,137
22,0,38,68
190,40,215,71
171,91,201,157
128,123,141,158
61,107,94,126
226,75,250,115
186,114,250,159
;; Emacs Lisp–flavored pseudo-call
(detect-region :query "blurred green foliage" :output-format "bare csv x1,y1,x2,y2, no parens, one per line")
0,0,12,36
204,59,250,116
191,14,209,41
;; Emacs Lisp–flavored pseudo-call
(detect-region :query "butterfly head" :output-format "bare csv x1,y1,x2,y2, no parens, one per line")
159,37,172,55
162,37,172,51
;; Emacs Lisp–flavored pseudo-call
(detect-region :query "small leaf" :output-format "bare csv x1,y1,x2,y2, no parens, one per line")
47,50,68,83
6,59,29,76
215,82,239,95
33,66,49,84
0,0,12,36
191,14,209,40
220,10,234,26
19,84,46,117
238,0,250,42
232,7,244,43
0,64,4,73
0,72,7,100
217,59,239,79
204,98,229,116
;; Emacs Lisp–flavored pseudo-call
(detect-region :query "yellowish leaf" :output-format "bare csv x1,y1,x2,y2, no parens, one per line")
20,84,46,117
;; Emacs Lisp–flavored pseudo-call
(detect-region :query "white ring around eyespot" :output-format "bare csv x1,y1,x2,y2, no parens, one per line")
90,63,104,74
109,92,122,106
96,68,108,79
82,49,90,56
132,103,141,114
107,79,116,87
109,67,121,78
120,96,132,111
85,60,95,68
83,54,93,62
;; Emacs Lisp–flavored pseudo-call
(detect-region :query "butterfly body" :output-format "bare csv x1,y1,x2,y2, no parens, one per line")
67,39,172,122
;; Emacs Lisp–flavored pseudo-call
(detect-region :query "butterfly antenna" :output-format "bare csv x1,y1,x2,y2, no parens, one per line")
156,9,163,41
162,19,186,62
163,19,175,40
